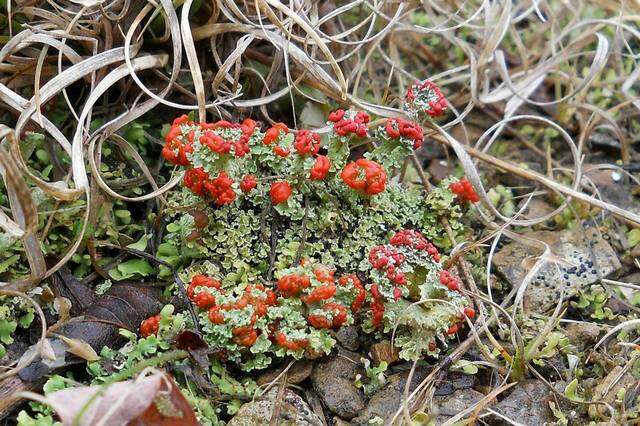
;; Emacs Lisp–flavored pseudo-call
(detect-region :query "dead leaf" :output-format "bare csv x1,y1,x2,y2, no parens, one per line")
40,338,57,361
59,335,100,362
45,372,198,426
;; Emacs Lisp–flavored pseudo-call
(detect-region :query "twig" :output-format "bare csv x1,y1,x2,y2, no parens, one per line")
99,244,201,334
293,195,309,266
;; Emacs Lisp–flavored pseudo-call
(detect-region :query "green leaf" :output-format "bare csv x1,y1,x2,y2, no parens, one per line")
454,359,479,375
628,229,640,247
109,259,154,280
18,311,34,328
166,222,181,233
0,319,17,344
564,379,583,402
127,235,149,251
0,255,20,274
42,375,68,395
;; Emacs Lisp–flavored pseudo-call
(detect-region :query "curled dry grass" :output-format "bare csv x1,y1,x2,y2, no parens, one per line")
1,0,640,423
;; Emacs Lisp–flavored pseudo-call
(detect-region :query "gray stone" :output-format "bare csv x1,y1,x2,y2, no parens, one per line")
370,341,400,366
434,388,484,424
351,368,431,425
493,228,621,312
228,386,323,426
588,366,636,418
565,322,602,349
583,166,640,214
427,159,453,183
517,197,556,222
310,348,365,420
257,360,313,386
491,380,553,425
333,326,359,351
433,372,476,396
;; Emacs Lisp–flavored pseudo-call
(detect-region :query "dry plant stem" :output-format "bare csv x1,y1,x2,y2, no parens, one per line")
430,133,640,226
405,153,495,416
293,196,309,266
0,377,41,420
409,153,480,296
269,371,288,426
0,290,47,381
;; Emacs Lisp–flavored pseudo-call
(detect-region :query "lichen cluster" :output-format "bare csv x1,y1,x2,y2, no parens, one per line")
147,83,478,370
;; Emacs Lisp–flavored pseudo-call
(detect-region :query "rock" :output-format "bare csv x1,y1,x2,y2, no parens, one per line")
518,197,557,223
434,388,485,424
351,368,431,425
228,386,323,426
588,366,636,418
433,372,476,396
427,159,453,183
584,166,640,214
303,389,327,425
491,380,553,425
492,228,621,312
565,322,602,349
370,341,400,366
614,272,640,303
333,326,359,351
310,348,365,419
257,360,313,386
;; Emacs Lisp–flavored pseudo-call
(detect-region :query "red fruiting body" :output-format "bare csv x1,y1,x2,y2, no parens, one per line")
323,302,348,328
449,178,479,203
234,139,251,158
232,326,258,347
140,314,160,337
301,284,336,304
370,283,381,299
270,181,292,204
310,155,331,180
208,306,225,324
240,175,257,193
204,171,236,206
439,270,460,292
384,118,424,149
265,289,277,306
338,274,366,312
464,307,475,319
162,137,193,166
294,130,321,156
273,145,290,158
313,265,335,283
393,287,402,300
275,332,308,350
277,274,310,297
340,158,387,195
370,286,385,329
263,122,288,145
446,323,459,335
201,132,230,154
183,168,210,196
172,115,190,126
308,314,332,329
241,118,257,137
187,274,221,301
405,80,448,117
368,245,405,276
162,116,193,166
329,110,370,138
193,291,216,309
390,229,440,262
328,109,345,122
428,341,437,352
